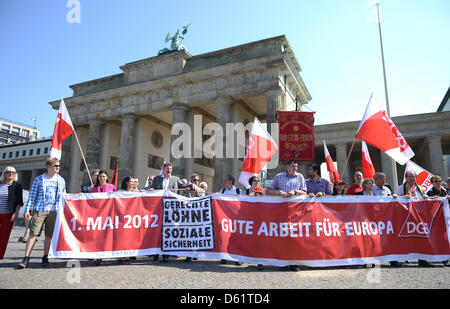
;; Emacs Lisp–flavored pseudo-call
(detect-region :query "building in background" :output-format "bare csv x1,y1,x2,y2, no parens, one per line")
0,117,40,145
0,137,51,190
314,87,450,187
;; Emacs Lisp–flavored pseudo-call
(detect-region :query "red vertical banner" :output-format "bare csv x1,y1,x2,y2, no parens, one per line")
277,111,315,161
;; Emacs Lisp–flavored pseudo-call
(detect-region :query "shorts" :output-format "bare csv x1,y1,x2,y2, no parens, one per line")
29,211,57,237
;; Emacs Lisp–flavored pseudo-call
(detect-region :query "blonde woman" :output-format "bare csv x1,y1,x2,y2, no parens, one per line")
0,166,23,259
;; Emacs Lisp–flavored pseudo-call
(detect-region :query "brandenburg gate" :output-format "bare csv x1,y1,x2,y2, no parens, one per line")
49,35,312,193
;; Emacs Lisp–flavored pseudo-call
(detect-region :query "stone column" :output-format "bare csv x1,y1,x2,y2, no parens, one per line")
59,135,73,182
118,115,136,182
266,90,284,180
381,151,398,189
84,119,103,182
427,135,447,179
99,123,112,171
171,105,189,178
336,142,351,185
214,98,232,191
30,169,39,184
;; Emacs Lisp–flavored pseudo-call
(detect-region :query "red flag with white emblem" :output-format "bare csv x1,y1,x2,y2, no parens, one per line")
323,140,340,183
404,161,434,193
239,117,278,189
361,141,376,178
50,98,75,160
355,94,414,165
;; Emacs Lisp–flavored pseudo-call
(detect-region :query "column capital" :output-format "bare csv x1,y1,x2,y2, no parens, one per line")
334,142,348,148
265,89,284,98
426,135,441,142
86,115,104,125
169,102,190,111
214,97,232,104
121,114,138,122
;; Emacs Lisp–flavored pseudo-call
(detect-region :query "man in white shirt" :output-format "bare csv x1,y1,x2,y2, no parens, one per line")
219,175,242,266
395,171,428,199
395,170,434,267
220,175,241,195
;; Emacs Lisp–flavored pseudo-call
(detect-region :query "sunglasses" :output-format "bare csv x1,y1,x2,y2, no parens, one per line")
192,179,200,182
53,165,61,168
5,171,16,174
433,180,442,183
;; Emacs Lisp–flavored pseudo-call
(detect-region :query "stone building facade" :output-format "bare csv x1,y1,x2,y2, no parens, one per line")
0,138,51,189
49,36,312,193
314,110,450,188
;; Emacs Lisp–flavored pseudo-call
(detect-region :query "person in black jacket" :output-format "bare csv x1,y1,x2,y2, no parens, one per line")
0,166,23,259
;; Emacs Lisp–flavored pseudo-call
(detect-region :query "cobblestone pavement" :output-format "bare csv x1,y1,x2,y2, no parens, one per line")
1,226,449,289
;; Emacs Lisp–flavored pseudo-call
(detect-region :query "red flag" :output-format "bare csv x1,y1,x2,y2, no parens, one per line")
361,141,376,179
50,98,75,160
323,140,339,183
404,161,433,193
239,117,278,188
355,94,414,165
111,161,119,190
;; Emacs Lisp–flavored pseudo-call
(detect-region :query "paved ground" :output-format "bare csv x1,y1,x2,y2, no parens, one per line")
1,226,449,289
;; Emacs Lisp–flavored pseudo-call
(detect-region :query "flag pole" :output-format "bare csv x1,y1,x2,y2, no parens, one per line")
339,139,356,180
375,2,391,117
375,2,398,188
72,129,94,186
59,97,93,186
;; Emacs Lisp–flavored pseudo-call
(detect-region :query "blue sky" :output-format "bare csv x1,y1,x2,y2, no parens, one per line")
1,0,449,137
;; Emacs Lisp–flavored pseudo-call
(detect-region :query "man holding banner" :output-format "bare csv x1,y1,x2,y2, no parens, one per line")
268,161,307,198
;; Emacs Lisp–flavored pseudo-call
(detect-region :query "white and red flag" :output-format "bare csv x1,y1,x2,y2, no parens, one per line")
361,141,376,179
323,140,340,183
49,98,75,160
355,94,414,165
239,117,278,188
404,161,434,193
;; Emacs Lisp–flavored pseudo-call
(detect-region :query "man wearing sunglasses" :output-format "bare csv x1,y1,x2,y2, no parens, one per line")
17,157,66,269
426,175,449,199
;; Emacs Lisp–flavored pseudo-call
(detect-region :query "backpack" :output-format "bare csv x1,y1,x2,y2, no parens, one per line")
220,188,241,194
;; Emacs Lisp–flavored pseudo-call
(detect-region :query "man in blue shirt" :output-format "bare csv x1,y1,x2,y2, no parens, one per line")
17,157,66,269
305,164,332,197
268,161,306,272
268,161,307,198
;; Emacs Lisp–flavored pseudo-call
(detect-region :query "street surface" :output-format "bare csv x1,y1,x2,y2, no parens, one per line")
1,226,449,289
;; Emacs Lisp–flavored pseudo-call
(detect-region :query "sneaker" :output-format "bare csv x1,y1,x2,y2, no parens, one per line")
389,261,403,268
185,257,192,262
418,260,435,267
257,264,264,271
289,265,300,271
16,257,30,269
220,259,227,264
41,256,49,267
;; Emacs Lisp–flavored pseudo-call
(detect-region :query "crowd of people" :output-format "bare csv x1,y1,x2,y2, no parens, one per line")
0,158,449,271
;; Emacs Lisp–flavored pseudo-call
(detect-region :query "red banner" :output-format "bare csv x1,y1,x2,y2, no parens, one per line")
50,191,450,267
277,111,315,161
